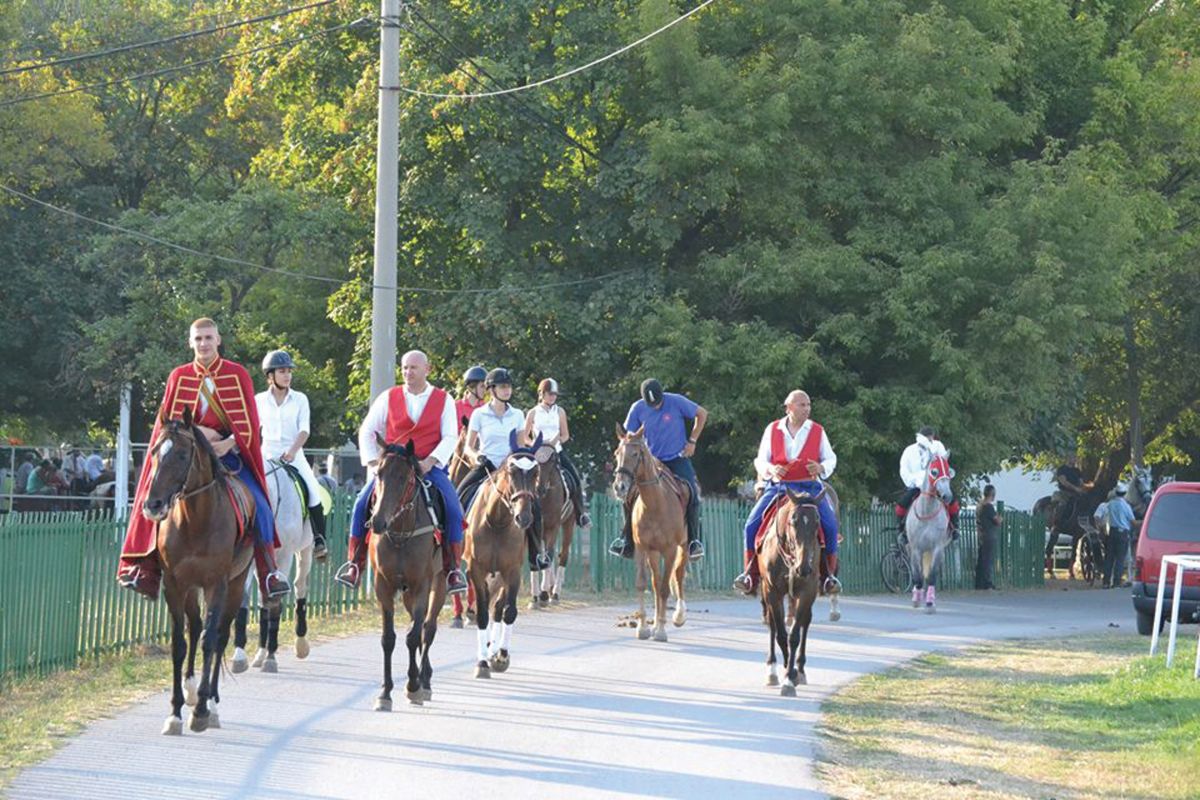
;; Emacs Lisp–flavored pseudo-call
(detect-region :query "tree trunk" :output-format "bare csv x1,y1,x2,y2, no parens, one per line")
1124,314,1144,469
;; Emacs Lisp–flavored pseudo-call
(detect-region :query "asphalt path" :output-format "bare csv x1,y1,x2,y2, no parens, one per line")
9,586,1136,800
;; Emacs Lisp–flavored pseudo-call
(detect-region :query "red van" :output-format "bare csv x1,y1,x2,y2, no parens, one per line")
1132,482,1200,635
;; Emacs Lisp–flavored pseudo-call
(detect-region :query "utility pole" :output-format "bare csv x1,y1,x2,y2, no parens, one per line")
369,0,401,402
115,383,131,520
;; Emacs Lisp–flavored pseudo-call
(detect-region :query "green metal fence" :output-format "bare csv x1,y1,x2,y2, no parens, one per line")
0,492,1045,685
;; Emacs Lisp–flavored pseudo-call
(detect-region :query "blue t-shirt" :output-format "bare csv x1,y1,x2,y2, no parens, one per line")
1106,497,1135,531
624,393,699,461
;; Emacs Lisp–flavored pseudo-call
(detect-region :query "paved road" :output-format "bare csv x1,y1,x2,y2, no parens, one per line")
10,586,1136,800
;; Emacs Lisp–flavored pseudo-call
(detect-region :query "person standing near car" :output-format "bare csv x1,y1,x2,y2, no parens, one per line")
1104,484,1135,589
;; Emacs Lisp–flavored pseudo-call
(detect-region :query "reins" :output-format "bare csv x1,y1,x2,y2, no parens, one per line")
372,452,435,543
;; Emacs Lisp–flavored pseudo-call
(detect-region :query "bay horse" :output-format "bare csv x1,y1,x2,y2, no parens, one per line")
230,459,316,674
1034,486,1105,578
447,419,477,627
528,447,576,609
611,424,687,643
906,451,953,612
464,431,543,678
368,436,448,709
760,487,822,695
143,408,254,735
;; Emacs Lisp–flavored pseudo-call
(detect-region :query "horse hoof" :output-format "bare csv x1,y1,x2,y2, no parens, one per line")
451,616,464,629
419,688,433,703
262,657,278,674
637,626,651,640
780,683,797,698
527,599,539,611
184,677,198,707
406,690,424,706
474,661,491,679
490,651,510,673
374,697,392,712
251,649,267,668
672,613,686,628
925,604,936,614
295,637,310,660
652,629,669,643
550,593,560,604
161,716,183,736
231,649,249,674
797,673,808,686
188,712,209,733
766,673,779,687
829,609,842,622
208,711,220,730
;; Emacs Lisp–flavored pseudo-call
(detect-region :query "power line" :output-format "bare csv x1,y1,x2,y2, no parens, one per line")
0,19,371,109
394,0,719,99
0,0,342,77
0,182,635,295
405,6,612,167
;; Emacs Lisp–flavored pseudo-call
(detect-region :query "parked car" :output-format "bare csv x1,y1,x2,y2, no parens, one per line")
1132,482,1200,635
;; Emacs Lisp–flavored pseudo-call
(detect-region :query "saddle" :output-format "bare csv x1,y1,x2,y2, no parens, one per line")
625,468,691,517
280,461,311,517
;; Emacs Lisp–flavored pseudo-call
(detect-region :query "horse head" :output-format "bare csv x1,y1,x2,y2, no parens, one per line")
924,454,954,504
500,438,542,529
784,487,824,577
144,407,212,521
1132,464,1154,511
611,423,648,501
534,444,559,498
370,434,420,534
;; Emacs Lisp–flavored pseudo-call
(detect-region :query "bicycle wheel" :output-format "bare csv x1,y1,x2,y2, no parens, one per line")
880,548,912,593
1078,536,1097,586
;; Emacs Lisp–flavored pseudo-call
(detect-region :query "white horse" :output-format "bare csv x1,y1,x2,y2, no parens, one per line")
906,450,954,613
230,459,315,673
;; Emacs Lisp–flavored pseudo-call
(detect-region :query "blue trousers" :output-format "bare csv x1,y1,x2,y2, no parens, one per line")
743,480,838,554
222,453,274,547
351,465,464,545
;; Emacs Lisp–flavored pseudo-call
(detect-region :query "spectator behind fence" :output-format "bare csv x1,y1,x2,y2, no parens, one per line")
975,484,1002,590
85,450,105,483
14,451,36,495
27,459,65,495
316,462,338,496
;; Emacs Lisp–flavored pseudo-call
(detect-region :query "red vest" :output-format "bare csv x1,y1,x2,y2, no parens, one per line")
386,386,448,460
455,399,478,432
769,420,824,482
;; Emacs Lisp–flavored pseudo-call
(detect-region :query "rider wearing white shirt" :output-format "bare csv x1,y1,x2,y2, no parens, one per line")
256,350,328,559
897,426,959,537
523,378,591,528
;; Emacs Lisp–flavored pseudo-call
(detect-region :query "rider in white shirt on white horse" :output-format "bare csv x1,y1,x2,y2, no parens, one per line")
255,350,328,560
897,425,959,538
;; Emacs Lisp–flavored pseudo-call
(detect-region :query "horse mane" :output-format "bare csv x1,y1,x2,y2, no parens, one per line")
187,423,229,492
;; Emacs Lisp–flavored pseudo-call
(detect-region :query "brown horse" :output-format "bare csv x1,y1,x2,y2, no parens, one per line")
447,423,477,627
528,447,576,609
759,488,822,695
464,432,543,678
367,436,447,710
142,409,254,735
611,425,688,642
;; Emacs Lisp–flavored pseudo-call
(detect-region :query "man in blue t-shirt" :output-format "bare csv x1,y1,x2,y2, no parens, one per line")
609,378,708,561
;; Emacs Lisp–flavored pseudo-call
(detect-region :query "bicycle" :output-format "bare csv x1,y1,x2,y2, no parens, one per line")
880,528,913,593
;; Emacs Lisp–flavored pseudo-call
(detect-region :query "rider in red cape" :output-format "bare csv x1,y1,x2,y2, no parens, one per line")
116,318,291,602
734,390,840,595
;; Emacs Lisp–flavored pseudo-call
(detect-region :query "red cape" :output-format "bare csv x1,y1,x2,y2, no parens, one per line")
121,357,267,558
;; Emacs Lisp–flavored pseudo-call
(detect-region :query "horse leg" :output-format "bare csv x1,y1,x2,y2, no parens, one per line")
418,599,438,702
652,553,670,642
635,552,651,640
294,545,313,659
491,576,518,672
190,584,225,732
260,603,281,673
376,597,396,712
252,605,269,668
787,598,813,692
183,590,202,707
671,544,687,628
231,573,253,672
909,550,923,608
527,565,539,611
404,591,426,705
921,550,936,612
473,574,491,679
765,594,785,687
553,521,573,603
163,603,186,735
539,546,553,605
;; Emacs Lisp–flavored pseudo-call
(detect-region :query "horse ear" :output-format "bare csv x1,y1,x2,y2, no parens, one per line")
182,406,193,427
615,422,625,441
785,487,802,504
509,428,519,453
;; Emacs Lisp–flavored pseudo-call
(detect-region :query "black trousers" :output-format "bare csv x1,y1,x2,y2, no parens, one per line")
975,529,996,589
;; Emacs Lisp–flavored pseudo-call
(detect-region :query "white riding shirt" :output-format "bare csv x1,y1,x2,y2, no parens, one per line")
530,403,563,452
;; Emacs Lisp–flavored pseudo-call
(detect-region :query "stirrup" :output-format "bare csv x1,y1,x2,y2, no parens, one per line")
312,535,328,561
334,561,361,589
823,574,842,594
264,571,291,599
687,540,705,561
578,512,592,528
446,569,468,595
733,572,755,596
608,537,632,559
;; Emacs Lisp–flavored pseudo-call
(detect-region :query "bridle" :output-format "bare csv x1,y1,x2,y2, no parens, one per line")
148,424,218,510
485,454,539,519
371,450,432,540
614,438,664,488
776,495,820,593
913,455,951,522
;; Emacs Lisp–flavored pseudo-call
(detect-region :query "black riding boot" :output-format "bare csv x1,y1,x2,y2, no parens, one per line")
308,502,328,560
608,496,637,559
685,500,705,560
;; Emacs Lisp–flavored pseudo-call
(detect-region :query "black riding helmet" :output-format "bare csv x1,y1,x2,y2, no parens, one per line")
262,349,298,374
463,365,487,385
486,367,513,388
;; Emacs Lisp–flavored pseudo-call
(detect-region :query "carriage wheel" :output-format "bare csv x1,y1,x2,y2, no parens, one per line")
880,548,912,594
1078,537,1097,586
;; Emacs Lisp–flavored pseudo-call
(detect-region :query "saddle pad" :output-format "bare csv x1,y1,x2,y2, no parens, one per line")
225,478,254,544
